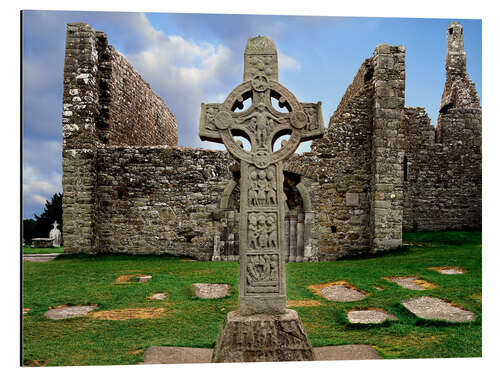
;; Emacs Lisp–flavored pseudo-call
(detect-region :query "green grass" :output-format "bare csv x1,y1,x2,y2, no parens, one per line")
22,232,481,366
23,247,65,254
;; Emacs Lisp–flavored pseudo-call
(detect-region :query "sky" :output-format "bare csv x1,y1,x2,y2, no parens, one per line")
21,10,482,219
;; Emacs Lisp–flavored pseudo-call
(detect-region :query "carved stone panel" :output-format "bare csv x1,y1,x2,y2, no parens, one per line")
246,253,280,294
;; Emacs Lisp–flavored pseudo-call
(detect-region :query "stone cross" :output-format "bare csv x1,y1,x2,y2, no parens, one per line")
49,220,62,247
200,36,324,315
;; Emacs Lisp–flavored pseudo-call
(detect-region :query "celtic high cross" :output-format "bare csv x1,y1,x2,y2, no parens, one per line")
199,36,324,315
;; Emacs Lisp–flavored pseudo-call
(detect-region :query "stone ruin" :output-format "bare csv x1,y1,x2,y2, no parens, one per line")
62,21,481,261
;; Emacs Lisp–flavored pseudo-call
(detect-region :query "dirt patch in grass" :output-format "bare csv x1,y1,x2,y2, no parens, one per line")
127,349,144,355
90,308,166,320
115,274,151,284
308,280,365,296
23,308,31,315
23,359,48,367
287,300,322,307
413,279,437,289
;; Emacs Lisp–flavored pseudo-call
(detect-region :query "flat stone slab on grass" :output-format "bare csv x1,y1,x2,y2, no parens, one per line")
429,267,465,275
308,281,368,302
321,285,367,302
91,308,165,320
45,304,98,320
143,346,212,364
192,283,230,299
347,309,398,324
142,344,380,364
402,296,476,322
147,292,167,301
386,276,436,290
23,254,60,262
137,275,152,283
307,280,368,302
313,345,381,360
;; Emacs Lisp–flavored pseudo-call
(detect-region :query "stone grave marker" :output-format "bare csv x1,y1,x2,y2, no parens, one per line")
199,35,324,362
402,296,476,322
49,221,62,247
45,304,98,320
321,284,367,302
347,309,398,324
192,283,230,299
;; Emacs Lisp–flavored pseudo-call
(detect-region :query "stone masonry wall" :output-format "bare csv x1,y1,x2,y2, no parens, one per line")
62,23,101,253
370,44,406,252
96,146,233,259
62,23,177,253
100,42,177,146
286,57,375,260
402,107,481,231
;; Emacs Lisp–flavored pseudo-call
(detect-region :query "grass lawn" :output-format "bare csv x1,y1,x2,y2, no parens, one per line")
23,247,65,255
22,231,481,366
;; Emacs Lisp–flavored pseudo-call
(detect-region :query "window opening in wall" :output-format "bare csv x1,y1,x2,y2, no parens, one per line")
185,234,195,243
331,226,337,233
403,156,408,181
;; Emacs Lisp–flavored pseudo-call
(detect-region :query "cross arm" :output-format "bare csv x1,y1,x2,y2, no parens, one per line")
199,103,225,144
298,101,325,142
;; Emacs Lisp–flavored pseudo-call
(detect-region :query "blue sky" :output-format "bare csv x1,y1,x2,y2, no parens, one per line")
21,11,482,219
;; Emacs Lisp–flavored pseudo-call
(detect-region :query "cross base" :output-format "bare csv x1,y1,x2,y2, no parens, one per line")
211,309,315,363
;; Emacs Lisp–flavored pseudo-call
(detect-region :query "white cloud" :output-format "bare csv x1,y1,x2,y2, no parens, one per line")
125,32,240,147
278,52,301,71
23,140,63,217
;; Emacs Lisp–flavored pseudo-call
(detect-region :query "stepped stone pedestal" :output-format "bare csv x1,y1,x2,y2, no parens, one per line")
212,309,314,362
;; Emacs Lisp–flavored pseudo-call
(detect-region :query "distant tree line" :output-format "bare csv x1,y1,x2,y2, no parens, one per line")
23,193,63,246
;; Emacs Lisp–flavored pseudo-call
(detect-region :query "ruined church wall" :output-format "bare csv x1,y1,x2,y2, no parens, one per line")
287,57,375,260
62,23,101,253
103,45,178,146
62,23,177,254
95,146,233,259
370,44,406,252
402,107,481,231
